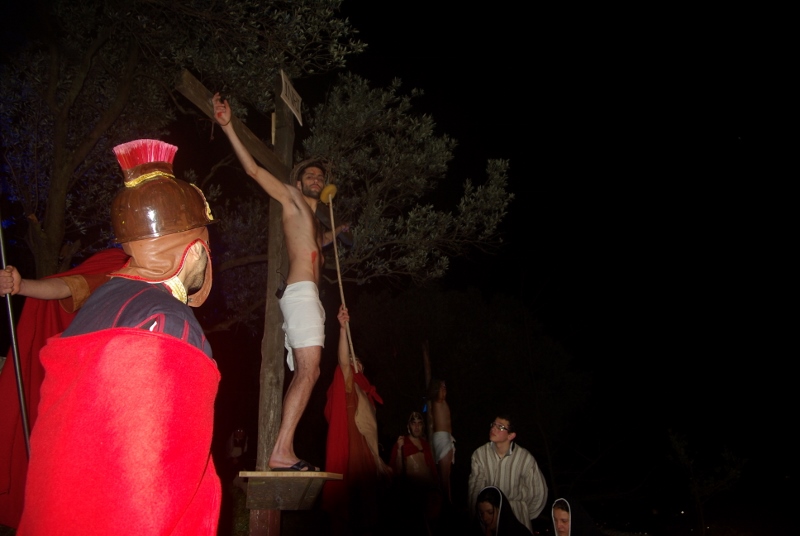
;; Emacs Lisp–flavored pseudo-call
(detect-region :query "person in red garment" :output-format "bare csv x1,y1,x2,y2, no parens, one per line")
0,249,129,529
323,304,391,534
389,412,441,531
18,138,220,535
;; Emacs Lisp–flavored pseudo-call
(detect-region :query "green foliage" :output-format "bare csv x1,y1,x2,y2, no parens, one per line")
303,73,514,285
209,74,513,331
0,0,363,276
208,194,271,331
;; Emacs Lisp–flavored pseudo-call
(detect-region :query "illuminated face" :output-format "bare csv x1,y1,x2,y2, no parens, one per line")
297,166,325,199
408,419,424,438
554,507,570,536
478,501,497,531
489,417,513,443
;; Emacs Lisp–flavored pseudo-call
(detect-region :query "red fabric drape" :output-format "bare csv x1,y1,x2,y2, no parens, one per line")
323,366,350,516
18,329,220,535
322,367,384,520
0,249,129,529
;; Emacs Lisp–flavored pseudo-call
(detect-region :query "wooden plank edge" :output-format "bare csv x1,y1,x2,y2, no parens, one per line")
239,471,343,480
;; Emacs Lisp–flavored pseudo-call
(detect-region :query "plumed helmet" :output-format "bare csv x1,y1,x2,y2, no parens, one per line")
109,139,214,307
111,139,214,243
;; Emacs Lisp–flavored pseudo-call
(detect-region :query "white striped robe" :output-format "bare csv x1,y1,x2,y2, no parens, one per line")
468,442,548,530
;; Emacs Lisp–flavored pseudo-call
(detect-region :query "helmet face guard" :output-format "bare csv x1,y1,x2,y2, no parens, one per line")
113,227,213,307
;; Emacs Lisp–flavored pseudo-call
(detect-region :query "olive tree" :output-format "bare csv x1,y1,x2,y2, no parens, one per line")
209,73,513,330
0,0,363,277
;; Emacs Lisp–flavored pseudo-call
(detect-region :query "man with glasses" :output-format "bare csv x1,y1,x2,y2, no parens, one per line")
468,415,548,532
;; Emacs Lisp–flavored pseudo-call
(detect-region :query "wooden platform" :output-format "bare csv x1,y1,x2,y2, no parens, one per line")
239,471,343,510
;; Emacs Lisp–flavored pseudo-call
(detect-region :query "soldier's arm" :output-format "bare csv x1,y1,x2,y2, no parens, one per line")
1,266,71,299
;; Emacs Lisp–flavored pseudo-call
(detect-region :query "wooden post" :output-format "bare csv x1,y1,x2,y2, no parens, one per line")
247,76,295,536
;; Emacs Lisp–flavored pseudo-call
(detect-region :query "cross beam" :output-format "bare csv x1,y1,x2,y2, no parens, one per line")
175,70,290,181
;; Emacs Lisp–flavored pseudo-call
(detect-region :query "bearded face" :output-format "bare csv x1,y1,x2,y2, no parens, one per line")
297,166,325,199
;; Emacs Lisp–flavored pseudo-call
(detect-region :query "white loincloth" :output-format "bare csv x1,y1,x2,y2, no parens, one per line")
432,431,455,464
279,281,325,371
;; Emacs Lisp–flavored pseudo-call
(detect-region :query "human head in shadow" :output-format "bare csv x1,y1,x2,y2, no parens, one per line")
472,486,532,535
551,496,604,536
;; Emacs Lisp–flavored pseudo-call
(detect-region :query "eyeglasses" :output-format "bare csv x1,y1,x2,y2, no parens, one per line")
490,422,510,433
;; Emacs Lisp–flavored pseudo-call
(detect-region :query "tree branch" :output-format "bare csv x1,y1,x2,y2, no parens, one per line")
204,296,266,334
218,254,269,273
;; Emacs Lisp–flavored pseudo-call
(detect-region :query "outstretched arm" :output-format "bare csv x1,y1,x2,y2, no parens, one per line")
1,266,71,299
213,93,292,206
337,304,352,382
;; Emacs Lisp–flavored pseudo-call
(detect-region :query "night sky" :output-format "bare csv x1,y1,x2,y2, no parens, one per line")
1,1,793,533
336,5,790,398
330,1,794,531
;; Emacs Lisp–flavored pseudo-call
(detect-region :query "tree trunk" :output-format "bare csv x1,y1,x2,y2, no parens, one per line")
26,219,62,279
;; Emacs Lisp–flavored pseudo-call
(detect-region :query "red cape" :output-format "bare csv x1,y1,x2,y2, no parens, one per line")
0,248,128,529
322,367,382,517
18,328,221,535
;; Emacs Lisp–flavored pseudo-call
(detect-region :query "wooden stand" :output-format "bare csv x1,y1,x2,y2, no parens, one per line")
240,471,342,511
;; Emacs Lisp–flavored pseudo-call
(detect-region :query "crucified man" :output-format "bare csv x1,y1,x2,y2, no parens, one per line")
214,93,345,471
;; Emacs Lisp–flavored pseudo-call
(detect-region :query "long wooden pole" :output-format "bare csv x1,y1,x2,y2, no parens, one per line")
0,209,31,458
325,199,356,367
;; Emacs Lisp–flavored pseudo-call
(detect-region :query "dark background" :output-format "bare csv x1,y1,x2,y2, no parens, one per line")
330,2,794,532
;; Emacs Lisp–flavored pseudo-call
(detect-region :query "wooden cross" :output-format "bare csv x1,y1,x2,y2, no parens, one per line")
176,69,340,536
